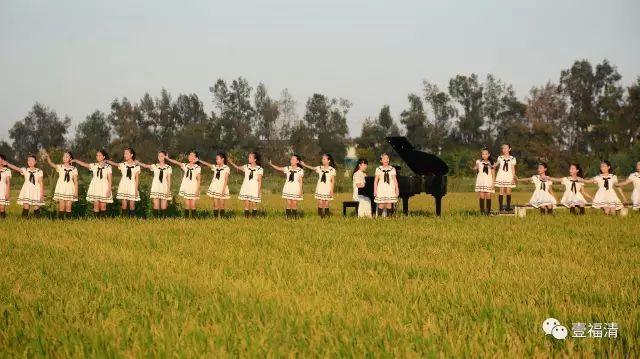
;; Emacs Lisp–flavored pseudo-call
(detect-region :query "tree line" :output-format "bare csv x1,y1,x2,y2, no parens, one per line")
2,59,639,177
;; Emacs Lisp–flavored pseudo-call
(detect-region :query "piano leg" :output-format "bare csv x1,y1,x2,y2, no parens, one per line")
435,195,443,216
370,200,376,217
402,197,409,216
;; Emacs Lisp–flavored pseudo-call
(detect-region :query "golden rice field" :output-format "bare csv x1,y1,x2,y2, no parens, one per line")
1,192,639,357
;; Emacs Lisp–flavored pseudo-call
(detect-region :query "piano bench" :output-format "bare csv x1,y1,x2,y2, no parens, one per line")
342,201,359,216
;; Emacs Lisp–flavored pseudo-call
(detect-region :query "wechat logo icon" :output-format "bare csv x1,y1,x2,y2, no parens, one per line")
542,318,568,340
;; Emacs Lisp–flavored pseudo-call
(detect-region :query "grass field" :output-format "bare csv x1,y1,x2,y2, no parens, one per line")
1,192,639,357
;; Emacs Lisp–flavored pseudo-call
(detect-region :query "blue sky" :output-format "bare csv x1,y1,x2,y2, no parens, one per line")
1,0,638,140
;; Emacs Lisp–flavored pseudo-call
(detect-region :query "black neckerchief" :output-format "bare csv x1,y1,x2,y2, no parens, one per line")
539,176,546,191
482,162,489,174
570,179,577,194
185,165,195,180
603,175,610,190
320,168,330,183
382,167,391,184
215,166,223,180
288,167,296,182
96,164,105,179
502,157,510,171
28,170,36,185
63,167,73,182
158,165,165,183
248,166,256,181
126,164,135,179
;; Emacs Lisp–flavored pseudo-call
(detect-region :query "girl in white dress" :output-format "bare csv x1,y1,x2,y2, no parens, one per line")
580,160,626,215
138,151,173,218
43,151,78,219
373,153,400,217
473,147,495,215
107,147,141,217
517,162,556,215
0,154,12,219
269,155,304,218
546,163,592,215
352,158,372,218
616,161,640,210
494,144,517,212
229,152,263,218
301,154,336,218
74,150,113,217
5,155,45,218
167,151,201,218
201,152,231,218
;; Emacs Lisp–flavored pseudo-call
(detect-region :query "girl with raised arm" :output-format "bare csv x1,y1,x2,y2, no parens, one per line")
229,151,263,218
166,150,201,218
300,153,336,218
373,153,400,217
5,154,45,218
202,152,231,218
494,143,517,212
0,154,12,218
545,163,591,215
352,158,371,218
615,161,640,211
473,147,495,215
43,150,78,219
138,150,172,218
517,162,556,215
74,150,113,217
106,147,141,217
581,160,626,215
269,155,304,218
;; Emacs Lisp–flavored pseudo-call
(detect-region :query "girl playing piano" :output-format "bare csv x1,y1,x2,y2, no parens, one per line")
374,153,399,217
473,147,494,215
352,158,371,218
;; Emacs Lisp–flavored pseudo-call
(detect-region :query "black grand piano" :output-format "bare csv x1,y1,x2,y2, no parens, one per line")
358,136,448,216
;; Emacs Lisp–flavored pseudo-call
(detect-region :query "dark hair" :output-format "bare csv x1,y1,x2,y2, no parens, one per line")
158,150,167,156
27,154,37,161
0,153,5,161
600,160,613,174
322,153,335,168
352,158,368,175
379,153,391,164
249,151,261,166
569,163,583,178
64,151,74,161
291,154,302,165
481,147,494,166
216,152,227,164
538,162,549,175
124,147,136,160
97,149,109,160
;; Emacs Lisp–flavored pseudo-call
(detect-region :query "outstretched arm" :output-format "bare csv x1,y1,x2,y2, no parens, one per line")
199,159,214,169
299,161,316,171
227,158,243,172
72,158,91,169
105,159,119,167
615,178,632,187
42,152,58,170
581,188,593,201
165,156,183,168
268,160,285,173
137,161,152,170
577,177,596,184
4,162,22,173
617,187,627,203
516,176,532,183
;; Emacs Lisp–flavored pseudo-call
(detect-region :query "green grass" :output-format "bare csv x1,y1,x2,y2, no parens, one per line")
1,193,639,357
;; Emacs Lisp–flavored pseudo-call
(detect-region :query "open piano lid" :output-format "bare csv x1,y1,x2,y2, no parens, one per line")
386,136,449,176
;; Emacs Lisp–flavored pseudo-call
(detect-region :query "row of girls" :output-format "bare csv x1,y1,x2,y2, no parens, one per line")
473,144,640,215
0,148,399,219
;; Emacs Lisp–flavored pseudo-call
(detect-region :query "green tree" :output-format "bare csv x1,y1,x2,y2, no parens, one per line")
302,94,350,160
210,77,257,151
72,110,111,160
448,74,484,145
9,102,71,159
356,105,400,154
172,93,215,158
423,82,456,153
399,94,428,149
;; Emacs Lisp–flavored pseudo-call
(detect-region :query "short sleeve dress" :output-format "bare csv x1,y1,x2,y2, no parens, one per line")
281,166,304,201
0,167,13,206
628,172,640,210
592,174,623,210
559,177,587,208
238,165,263,203
86,163,113,203
374,166,398,204
150,164,173,201
528,175,556,208
495,155,517,188
206,165,231,199
178,163,202,200
474,160,494,193
314,166,336,201
17,168,45,206
53,165,78,202
352,170,372,217
116,163,141,201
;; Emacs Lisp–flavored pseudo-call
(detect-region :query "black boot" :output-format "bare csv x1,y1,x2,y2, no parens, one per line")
579,207,586,215
0,212,5,219
129,210,136,218
65,211,72,220
547,208,553,215
219,209,225,218
244,210,250,218
318,208,324,218
33,209,41,218
486,199,492,215
190,210,196,219
479,199,485,214
285,209,291,218
153,209,159,218
506,195,512,211
498,195,504,211
539,208,545,215
214,209,220,218
252,210,257,217
58,211,65,220
324,208,330,217
22,209,29,218
569,207,576,215
184,209,190,218
292,209,298,218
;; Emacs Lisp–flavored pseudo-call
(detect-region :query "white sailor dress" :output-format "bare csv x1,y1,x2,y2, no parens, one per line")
314,166,336,201
17,168,45,206
352,170,372,217
592,174,623,210
0,167,12,206
281,166,304,201
495,155,517,188
474,160,494,193
178,163,201,200
206,165,231,199
86,163,113,203
628,172,640,209
559,177,587,208
374,166,398,204
53,165,78,202
528,175,556,208
116,163,141,201
238,165,263,203
150,164,173,201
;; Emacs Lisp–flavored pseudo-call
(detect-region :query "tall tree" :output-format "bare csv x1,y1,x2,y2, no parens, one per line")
356,105,400,153
108,97,155,159
210,77,256,151
399,94,428,149
172,93,214,157
423,82,456,153
72,110,111,160
302,94,350,159
448,74,484,145
9,103,71,159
